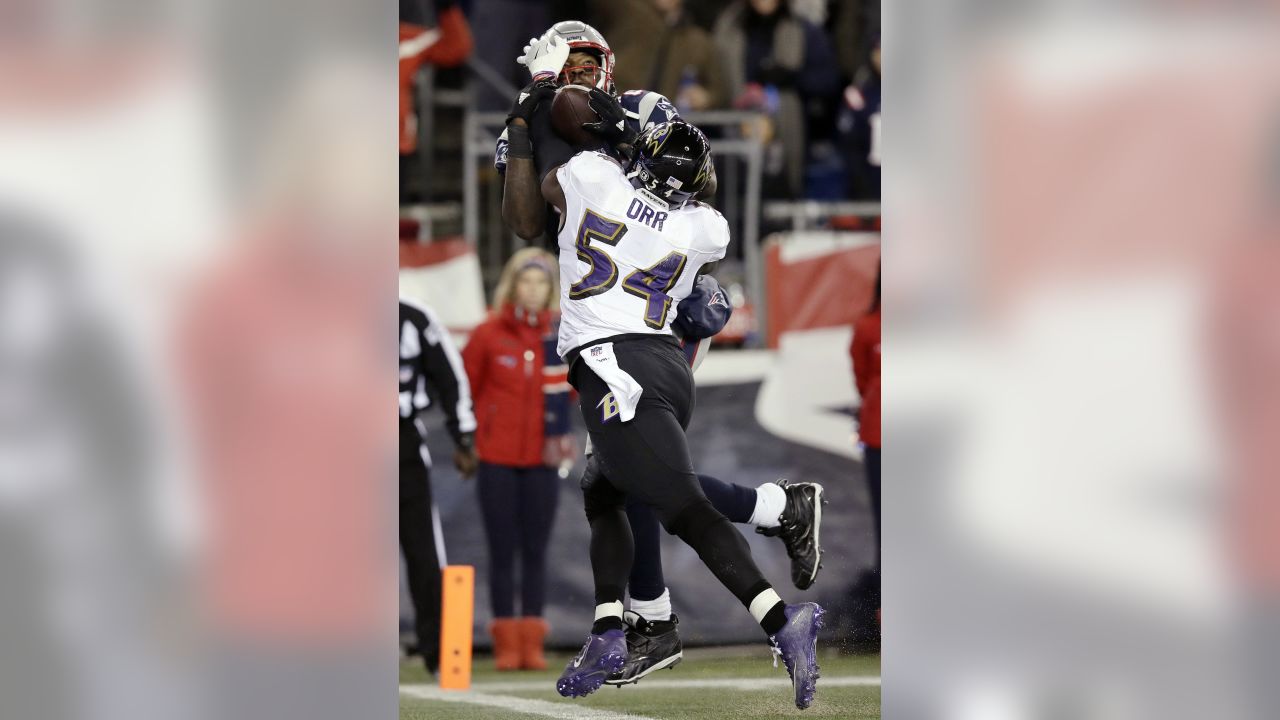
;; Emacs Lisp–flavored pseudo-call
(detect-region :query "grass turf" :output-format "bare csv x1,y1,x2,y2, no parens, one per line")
400,647,881,719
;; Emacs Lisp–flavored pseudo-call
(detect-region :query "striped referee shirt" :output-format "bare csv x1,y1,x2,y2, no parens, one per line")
399,298,476,448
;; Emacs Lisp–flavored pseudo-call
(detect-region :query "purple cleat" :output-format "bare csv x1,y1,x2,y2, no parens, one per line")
556,629,627,698
769,602,824,709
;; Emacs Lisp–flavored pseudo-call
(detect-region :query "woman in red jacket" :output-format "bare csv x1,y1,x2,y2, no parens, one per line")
461,248,574,672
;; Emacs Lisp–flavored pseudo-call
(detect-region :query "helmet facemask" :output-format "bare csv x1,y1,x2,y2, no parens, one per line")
545,21,617,95
559,48,614,94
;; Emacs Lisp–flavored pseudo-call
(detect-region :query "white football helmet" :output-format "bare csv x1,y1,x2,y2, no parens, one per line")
545,20,615,95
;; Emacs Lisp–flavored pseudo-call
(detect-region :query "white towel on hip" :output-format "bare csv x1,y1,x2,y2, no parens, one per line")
582,342,644,423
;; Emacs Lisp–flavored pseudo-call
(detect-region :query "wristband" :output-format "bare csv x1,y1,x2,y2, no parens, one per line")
506,124,533,160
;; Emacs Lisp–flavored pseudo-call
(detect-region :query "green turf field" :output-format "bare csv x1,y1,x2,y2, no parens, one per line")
400,646,881,719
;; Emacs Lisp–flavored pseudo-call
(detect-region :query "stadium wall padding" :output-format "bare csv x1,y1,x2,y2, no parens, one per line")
403,330,879,650
765,232,881,348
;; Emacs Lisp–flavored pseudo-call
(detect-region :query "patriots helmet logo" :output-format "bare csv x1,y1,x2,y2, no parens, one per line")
707,290,730,310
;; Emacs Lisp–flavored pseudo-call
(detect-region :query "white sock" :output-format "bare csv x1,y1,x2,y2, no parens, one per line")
594,601,624,622
748,588,783,624
629,589,673,622
749,482,787,528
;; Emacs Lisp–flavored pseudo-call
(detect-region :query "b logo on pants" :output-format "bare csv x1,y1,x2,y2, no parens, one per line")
596,392,620,423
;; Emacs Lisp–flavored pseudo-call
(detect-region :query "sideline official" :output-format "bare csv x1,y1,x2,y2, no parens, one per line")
399,298,478,676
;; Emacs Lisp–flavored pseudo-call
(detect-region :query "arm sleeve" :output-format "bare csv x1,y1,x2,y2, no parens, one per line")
701,207,731,262
419,308,477,445
558,152,623,200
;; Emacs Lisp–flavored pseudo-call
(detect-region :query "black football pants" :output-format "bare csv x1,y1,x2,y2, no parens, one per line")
571,337,773,613
577,457,758,602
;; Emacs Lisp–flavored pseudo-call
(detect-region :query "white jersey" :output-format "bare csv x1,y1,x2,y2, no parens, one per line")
555,151,729,358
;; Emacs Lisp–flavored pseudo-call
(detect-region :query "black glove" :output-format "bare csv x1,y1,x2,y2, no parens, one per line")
582,88,638,152
507,77,557,126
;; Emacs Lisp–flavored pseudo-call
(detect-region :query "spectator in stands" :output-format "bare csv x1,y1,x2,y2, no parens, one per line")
469,0,551,112
837,33,880,199
461,248,575,672
832,0,879,84
684,0,737,30
593,0,729,112
713,0,840,198
400,0,472,202
850,265,881,603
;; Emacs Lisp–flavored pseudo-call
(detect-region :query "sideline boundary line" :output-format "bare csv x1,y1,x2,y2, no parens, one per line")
400,675,882,717
399,684,662,719
449,675,881,692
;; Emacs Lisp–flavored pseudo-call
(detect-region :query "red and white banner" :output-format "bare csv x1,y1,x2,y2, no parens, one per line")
399,237,487,335
765,232,881,348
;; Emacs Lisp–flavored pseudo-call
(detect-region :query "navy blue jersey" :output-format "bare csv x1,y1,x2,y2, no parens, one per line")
675,274,733,369
674,274,732,341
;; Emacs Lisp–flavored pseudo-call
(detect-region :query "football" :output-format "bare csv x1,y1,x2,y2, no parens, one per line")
550,85,601,148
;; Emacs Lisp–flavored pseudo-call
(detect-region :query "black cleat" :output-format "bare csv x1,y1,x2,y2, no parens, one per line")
603,611,683,686
757,479,826,590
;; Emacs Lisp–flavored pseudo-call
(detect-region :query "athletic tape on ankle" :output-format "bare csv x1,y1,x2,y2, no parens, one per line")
594,601,624,621
629,588,672,622
748,589,783,624
750,482,787,528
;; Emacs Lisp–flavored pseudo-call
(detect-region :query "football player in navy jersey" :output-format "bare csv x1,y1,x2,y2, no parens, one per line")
496,23,826,688
497,21,691,244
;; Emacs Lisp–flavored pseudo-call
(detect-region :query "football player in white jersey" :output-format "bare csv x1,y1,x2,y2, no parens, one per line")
541,120,823,710
499,26,828,688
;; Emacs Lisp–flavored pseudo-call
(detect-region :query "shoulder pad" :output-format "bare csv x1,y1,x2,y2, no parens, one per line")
619,90,680,132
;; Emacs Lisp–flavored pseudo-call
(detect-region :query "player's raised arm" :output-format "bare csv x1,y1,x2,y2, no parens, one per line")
502,117,548,241
501,35,569,241
503,93,554,240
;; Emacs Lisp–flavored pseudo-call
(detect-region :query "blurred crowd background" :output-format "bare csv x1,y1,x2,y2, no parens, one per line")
402,0,880,202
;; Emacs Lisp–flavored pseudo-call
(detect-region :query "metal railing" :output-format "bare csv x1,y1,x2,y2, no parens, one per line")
762,200,882,232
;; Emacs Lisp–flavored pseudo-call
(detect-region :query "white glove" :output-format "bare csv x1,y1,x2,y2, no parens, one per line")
516,34,570,81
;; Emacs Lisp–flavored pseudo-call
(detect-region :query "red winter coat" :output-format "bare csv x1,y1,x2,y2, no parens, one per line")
850,308,881,448
462,304,559,467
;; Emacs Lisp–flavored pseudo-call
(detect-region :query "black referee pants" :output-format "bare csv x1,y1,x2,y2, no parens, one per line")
400,422,442,673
